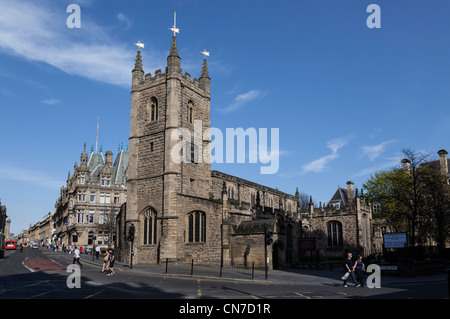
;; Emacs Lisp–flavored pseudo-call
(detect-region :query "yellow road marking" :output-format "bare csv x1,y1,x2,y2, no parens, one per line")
295,292,311,299
197,280,202,297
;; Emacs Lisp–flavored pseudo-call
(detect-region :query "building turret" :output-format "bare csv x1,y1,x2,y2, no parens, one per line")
79,143,89,170
132,49,144,88
199,57,210,94
167,36,181,75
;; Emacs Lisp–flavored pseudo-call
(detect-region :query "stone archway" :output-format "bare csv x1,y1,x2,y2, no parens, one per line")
272,241,283,270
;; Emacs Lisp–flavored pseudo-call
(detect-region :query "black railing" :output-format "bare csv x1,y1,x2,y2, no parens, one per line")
163,259,255,280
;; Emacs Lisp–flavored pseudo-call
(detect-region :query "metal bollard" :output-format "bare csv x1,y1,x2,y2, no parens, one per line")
165,258,168,274
252,262,255,280
447,268,450,299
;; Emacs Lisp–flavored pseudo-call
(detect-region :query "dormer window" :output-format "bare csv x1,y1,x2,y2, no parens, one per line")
80,174,85,184
101,176,110,187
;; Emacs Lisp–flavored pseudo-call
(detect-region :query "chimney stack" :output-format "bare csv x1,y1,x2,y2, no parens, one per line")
105,151,113,166
437,149,448,175
401,158,411,171
347,181,354,203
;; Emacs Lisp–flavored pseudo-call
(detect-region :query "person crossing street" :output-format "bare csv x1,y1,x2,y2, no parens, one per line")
72,246,82,268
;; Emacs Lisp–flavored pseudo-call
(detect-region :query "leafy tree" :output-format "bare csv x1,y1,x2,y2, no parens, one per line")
419,166,450,254
364,149,450,256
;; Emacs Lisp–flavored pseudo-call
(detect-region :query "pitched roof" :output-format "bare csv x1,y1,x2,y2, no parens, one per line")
329,187,348,207
85,151,128,184
421,159,450,177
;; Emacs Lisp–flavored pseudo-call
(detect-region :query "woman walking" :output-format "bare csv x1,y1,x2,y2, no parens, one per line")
106,249,115,276
354,255,365,287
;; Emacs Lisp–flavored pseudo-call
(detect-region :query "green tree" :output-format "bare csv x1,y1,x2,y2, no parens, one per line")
364,149,450,256
419,166,450,254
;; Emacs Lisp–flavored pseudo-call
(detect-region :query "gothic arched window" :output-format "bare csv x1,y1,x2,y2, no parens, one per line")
141,207,157,245
187,211,206,243
327,221,343,248
149,97,158,122
187,101,193,124
362,214,369,247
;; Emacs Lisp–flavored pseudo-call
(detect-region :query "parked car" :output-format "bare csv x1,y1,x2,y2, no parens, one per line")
84,248,92,255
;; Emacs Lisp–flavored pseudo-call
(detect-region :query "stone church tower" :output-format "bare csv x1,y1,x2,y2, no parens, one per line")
117,20,301,269
125,33,214,263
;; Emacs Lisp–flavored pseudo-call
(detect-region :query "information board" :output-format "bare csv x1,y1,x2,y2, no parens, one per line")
383,233,407,248
298,238,316,251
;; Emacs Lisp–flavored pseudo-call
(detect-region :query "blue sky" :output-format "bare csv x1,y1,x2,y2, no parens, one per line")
1,0,449,235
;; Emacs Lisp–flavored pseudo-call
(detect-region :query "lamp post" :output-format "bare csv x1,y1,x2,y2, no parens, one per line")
264,223,273,280
92,236,96,261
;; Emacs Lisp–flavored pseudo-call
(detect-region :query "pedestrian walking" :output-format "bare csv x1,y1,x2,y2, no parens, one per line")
73,246,82,268
106,249,115,276
95,246,100,259
342,252,357,287
354,255,365,287
101,249,110,273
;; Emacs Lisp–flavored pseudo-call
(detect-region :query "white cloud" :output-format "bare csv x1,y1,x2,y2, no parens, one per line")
354,155,402,177
117,13,132,29
219,89,262,112
0,163,64,189
235,90,261,102
361,139,397,161
301,137,350,173
42,98,60,105
0,1,163,88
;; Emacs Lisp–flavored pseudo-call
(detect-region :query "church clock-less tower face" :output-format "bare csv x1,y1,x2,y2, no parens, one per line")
126,16,212,262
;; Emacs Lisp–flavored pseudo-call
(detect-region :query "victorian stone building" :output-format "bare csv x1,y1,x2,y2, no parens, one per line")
27,212,53,246
0,199,8,257
115,29,375,269
52,145,128,250
0,199,7,238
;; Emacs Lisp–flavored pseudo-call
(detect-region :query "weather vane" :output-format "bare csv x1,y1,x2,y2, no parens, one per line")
169,10,179,36
134,40,144,51
201,49,210,58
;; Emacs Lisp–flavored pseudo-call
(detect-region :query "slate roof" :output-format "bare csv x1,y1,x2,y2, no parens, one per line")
329,187,348,207
86,151,128,185
421,159,450,177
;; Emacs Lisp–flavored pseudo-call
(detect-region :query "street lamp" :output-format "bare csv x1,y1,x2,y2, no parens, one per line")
92,236,96,261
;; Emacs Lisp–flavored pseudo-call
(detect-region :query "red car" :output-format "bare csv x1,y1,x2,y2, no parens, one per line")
5,240,16,250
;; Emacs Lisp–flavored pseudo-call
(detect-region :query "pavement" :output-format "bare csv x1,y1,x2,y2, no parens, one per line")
58,249,449,287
